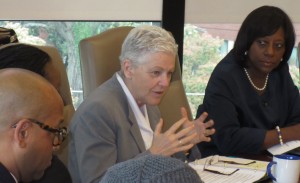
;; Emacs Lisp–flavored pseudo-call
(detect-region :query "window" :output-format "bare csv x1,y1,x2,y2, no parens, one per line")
1,21,159,108
183,23,300,117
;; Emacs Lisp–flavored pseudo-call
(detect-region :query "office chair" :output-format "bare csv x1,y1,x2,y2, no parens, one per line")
36,45,75,165
79,26,192,131
36,45,75,125
79,26,132,98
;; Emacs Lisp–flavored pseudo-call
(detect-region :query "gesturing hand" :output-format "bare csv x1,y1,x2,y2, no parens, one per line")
181,107,215,144
149,118,197,156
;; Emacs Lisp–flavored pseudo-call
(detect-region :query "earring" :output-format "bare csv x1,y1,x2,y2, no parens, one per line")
244,51,248,56
280,58,283,62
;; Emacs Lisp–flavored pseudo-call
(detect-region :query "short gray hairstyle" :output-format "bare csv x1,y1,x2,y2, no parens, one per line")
119,25,178,65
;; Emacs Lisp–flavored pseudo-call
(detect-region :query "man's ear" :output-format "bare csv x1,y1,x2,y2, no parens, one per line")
13,119,31,148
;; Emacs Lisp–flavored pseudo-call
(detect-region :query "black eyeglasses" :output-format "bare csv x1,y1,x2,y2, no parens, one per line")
203,155,240,176
12,118,68,148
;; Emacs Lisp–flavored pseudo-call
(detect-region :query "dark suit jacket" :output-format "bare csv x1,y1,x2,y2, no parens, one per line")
3,155,71,183
198,51,300,157
0,163,16,183
29,155,72,183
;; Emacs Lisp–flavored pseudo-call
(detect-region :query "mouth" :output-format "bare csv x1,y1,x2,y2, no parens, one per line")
260,60,274,68
152,91,164,97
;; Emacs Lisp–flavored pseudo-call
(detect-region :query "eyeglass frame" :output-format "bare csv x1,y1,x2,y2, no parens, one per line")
11,118,68,147
203,155,239,176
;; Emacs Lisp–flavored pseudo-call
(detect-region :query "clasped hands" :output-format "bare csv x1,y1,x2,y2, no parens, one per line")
149,107,215,156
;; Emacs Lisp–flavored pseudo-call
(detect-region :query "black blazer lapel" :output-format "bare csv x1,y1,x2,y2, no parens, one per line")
0,163,16,183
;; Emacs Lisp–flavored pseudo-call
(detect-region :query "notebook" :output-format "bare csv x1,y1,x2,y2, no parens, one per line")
189,155,269,183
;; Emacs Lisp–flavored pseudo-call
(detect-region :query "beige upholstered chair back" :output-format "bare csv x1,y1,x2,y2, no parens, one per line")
35,45,75,165
79,26,133,98
158,56,193,131
36,45,75,125
79,26,192,131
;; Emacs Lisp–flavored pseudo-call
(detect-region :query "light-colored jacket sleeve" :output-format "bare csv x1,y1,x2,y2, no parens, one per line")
68,76,160,183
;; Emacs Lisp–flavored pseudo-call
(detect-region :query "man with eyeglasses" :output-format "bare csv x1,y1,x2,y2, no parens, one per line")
0,68,67,183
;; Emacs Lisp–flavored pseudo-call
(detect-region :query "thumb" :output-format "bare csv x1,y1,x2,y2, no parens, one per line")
154,118,163,135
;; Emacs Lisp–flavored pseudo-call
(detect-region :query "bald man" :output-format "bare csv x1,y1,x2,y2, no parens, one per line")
0,68,65,183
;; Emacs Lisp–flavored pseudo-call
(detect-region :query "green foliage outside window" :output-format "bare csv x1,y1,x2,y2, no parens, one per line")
1,21,156,108
183,24,223,117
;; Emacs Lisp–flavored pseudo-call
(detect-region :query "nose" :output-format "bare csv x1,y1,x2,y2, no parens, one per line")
265,44,275,56
159,74,171,87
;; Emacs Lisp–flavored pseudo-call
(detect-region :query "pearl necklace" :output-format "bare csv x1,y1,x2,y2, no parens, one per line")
244,68,269,91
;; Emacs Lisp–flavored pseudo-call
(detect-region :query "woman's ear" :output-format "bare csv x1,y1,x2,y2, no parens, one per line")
13,119,31,148
123,59,134,79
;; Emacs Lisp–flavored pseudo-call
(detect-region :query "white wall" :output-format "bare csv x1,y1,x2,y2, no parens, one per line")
186,0,300,23
1,0,299,23
0,0,162,20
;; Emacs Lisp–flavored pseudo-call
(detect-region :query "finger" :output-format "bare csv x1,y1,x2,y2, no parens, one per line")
175,143,194,153
180,107,187,118
205,128,216,136
178,132,198,145
195,112,209,123
201,136,212,142
204,119,214,128
165,117,187,135
182,121,193,130
175,124,195,139
154,118,163,135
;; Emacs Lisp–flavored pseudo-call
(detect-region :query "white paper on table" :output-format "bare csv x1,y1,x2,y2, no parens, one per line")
267,140,300,155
